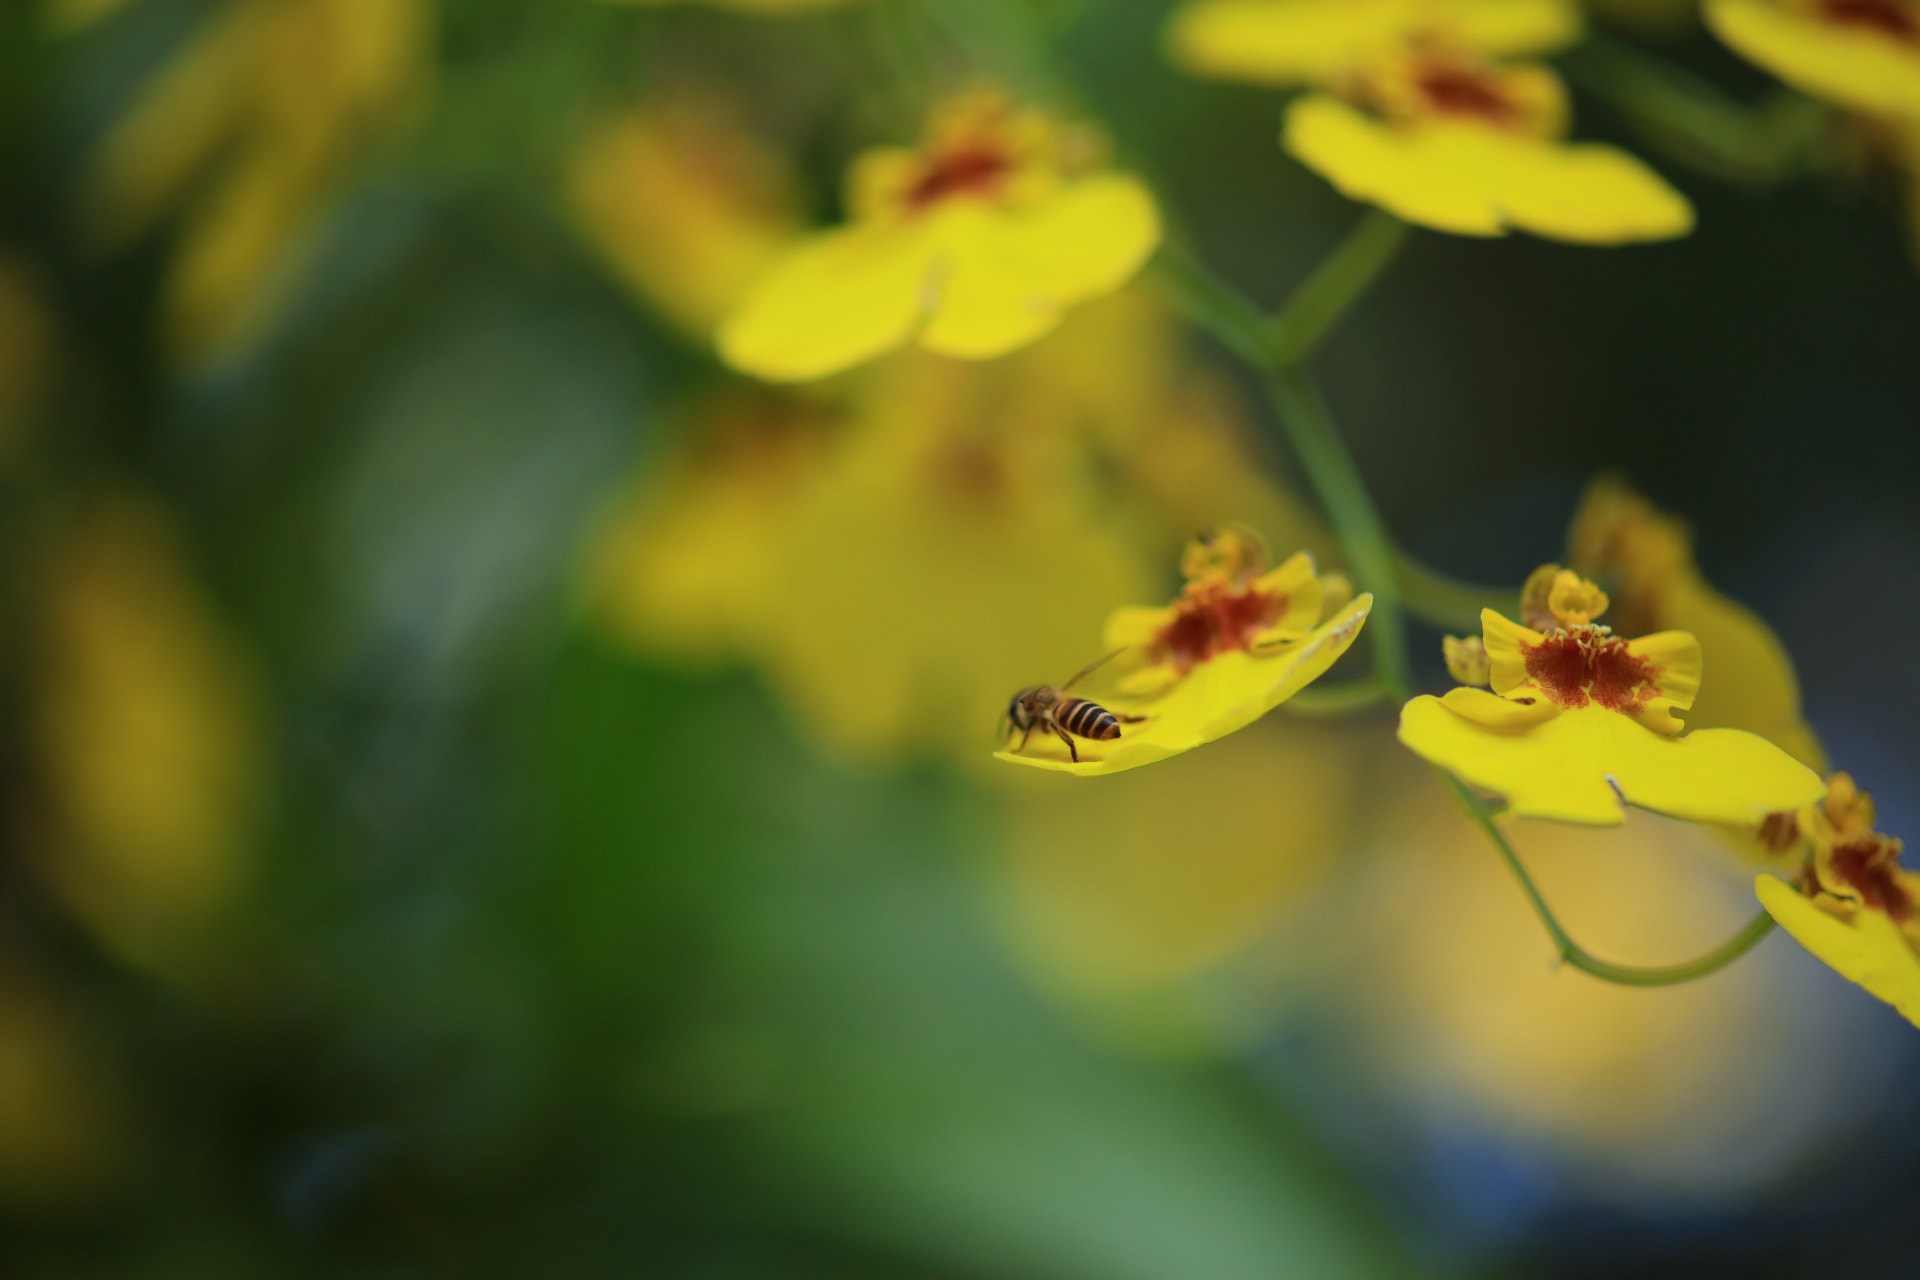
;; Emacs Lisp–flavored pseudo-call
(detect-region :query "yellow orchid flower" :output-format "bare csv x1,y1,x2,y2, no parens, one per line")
566,89,805,340
718,92,1161,381
1706,0,1920,122
1756,774,1920,1027
995,529,1373,776
83,0,430,364
1167,0,1693,242
1399,566,1825,825
1566,474,1825,771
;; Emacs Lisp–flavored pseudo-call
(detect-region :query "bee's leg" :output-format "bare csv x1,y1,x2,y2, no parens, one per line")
1112,712,1148,724
1052,722,1080,763
1016,723,1035,753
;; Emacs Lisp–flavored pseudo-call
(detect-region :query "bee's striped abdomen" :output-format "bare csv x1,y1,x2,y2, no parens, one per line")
1058,697,1123,741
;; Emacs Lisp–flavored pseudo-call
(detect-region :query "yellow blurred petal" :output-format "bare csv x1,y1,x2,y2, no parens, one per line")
1707,0,1920,120
920,176,1161,360
1399,699,1826,825
34,492,261,978
717,223,940,381
1758,875,1920,1027
1284,97,1693,243
1168,0,1581,85
996,594,1371,775
1104,604,1174,650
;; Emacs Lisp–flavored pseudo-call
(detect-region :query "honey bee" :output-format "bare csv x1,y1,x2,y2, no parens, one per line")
1003,649,1146,764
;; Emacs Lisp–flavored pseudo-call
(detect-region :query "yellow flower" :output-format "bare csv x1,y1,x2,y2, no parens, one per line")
83,0,430,364
1442,633,1491,685
1707,0,1920,121
32,490,263,981
566,89,805,340
996,530,1373,776
992,718,1363,1052
1399,566,1825,824
1756,774,1920,1026
1347,764,1848,1188
1566,473,1825,770
718,92,1161,381
597,290,1316,766
1168,0,1694,242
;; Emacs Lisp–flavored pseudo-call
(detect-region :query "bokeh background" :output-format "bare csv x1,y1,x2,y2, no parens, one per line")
3,0,1920,1276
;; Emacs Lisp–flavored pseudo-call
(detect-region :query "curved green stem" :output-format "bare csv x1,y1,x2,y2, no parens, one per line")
1270,211,1408,365
1440,770,1776,986
1263,370,1411,699
1393,550,1518,634
1559,35,1829,187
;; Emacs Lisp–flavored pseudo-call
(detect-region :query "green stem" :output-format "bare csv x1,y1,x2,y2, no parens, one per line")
1394,550,1517,634
1152,244,1277,368
1440,771,1776,986
1559,35,1828,186
1264,369,1412,699
1270,211,1408,365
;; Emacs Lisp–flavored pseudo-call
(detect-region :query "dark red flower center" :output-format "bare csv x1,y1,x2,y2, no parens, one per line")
1829,836,1914,922
1415,63,1521,126
1150,580,1284,676
906,142,1014,211
1819,0,1919,42
1521,628,1663,712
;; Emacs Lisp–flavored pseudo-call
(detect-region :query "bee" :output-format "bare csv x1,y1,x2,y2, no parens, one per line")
1003,649,1146,764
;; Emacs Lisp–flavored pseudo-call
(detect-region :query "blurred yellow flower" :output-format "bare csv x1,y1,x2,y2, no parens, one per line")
993,718,1363,1052
0,963,132,1213
32,491,263,979
996,529,1372,776
1399,566,1825,824
718,92,1161,381
1756,773,1920,1026
566,88,805,339
1346,766,1836,1188
597,0,853,9
84,0,430,364
600,291,1315,765
0,255,53,467
1707,0,1920,121
1567,473,1825,770
1169,0,1694,242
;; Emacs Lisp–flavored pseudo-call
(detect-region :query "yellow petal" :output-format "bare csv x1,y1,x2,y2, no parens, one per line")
717,223,939,381
1250,549,1325,644
920,175,1161,360
1284,98,1694,244
1623,628,1699,734
996,594,1372,775
1167,0,1580,86
1103,604,1174,651
1435,685,1558,729
1285,96,1508,236
1707,0,1920,121
1399,699,1826,825
1757,875,1920,1028
1480,607,1543,695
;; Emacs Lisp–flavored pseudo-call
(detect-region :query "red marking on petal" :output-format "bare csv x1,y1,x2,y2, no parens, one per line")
1819,0,1920,43
1150,580,1285,675
1415,65,1520,126
1756,810,1802,854
1521,628,1663,713
907,143,1014,211
1829,837,1915,922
